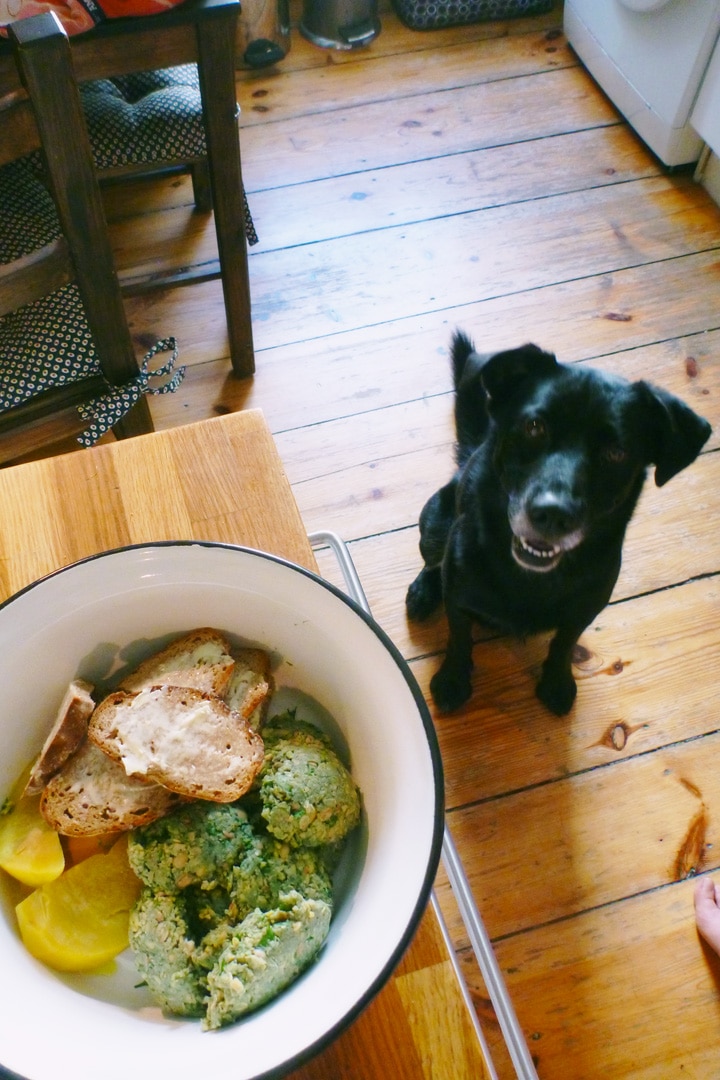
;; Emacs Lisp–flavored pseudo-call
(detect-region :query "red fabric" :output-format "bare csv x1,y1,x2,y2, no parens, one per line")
88,0,187,17
1,0,188,34
1,0,96,34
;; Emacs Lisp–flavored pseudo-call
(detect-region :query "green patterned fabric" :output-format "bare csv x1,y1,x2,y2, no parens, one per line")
0,157,185,447
80,65,258,245
391,0,552,30
1,63,256,450
76,337,184,448
80,66,207,169
0,157,59,259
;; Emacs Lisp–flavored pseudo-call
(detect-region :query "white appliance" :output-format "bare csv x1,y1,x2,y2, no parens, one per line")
691,25,720,155
564,0,720,166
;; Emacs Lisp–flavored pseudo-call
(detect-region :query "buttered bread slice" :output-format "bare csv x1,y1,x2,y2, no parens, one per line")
40,739,187,836
88,686,264,802
118,627,236,696
224,647,273,729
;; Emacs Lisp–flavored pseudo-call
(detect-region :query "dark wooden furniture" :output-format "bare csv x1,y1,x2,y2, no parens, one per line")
0,13,153,465
1,0,255,380
75,0,255,375
84,0,255,377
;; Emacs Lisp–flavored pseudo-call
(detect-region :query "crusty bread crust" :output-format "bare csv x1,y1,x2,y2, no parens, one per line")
40,739,186,836
33,631,272,835
118,628,236,696
223,647,272,728
88,686,265,802
24,679,95,797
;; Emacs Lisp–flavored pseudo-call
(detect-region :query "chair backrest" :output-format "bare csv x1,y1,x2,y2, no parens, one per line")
2,0,255,381
0,13,151,462
6,13,142,385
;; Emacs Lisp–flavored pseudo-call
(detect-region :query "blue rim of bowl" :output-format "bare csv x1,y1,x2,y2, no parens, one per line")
0,540,445,1080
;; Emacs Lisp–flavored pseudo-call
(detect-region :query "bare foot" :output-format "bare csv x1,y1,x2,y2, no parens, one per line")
694,877,720,954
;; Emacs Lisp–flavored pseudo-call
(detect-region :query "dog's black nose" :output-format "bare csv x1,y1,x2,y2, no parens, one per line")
528,493,582,537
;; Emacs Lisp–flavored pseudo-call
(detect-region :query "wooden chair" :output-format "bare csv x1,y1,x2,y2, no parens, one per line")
0,13,170,466
74,0,257,378
0,0,256,383
77,60,258,279
80,65,216,214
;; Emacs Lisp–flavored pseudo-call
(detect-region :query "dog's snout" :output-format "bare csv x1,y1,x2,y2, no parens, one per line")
528,492,583,537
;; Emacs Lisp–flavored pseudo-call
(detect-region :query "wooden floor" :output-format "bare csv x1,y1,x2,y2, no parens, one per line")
47,1,720,1074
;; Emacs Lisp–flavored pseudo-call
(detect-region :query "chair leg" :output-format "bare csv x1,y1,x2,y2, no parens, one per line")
111,395,154,440
194,4,255,378
191,160,213,213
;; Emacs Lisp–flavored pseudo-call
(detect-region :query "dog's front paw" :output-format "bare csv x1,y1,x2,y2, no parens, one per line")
406,567,442,623
430,662,472,713
535,670,577,716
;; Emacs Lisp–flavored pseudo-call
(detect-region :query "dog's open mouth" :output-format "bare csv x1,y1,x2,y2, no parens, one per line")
511,534,565,572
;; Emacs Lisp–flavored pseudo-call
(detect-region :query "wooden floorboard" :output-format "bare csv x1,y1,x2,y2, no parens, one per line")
19,1,720,1075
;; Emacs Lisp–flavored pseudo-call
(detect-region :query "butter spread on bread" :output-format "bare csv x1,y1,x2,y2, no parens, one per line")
34,629,272,834
40,739,186,836
89,686,264,802
118,627,236,697
224,647,273,729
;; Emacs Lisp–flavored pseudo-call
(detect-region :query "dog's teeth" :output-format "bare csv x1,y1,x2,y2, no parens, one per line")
521,539,559,559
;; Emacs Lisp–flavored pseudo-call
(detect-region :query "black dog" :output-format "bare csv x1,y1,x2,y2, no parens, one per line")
406,331,712,716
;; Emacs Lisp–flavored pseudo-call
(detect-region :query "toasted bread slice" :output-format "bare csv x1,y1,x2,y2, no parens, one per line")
223,648,272,730
40,739,186,836
24,679,96,797
88,686,264,802
118,628,235,696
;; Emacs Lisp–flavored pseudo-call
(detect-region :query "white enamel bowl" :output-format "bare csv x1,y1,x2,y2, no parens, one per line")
0,542,443,1080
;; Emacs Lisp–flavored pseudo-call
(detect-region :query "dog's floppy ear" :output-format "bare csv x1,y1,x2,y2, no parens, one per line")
480,344,558,405
636,381,711,487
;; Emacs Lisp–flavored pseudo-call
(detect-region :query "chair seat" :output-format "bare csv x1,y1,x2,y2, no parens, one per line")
80,66,207,168
0,157,184,446
79,65,258,244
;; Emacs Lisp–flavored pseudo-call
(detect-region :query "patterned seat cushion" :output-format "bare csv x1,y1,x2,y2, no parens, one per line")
0,157,184,446
0,159,98,406
79,64,258,244
80,65,207,169
0,157,60,261
1,64,254,447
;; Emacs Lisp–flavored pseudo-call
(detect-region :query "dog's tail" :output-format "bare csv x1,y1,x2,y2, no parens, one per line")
451,330,489,465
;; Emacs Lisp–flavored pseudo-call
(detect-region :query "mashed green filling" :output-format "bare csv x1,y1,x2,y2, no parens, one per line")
129,889,205,1017
128,802,253,892
259,716,361,848
127,711,361,1030
227,832,333,921
203,891,332,1031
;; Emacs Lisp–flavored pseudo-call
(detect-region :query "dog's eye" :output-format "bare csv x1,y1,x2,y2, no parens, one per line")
524,418,546,439
602,445,627,465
